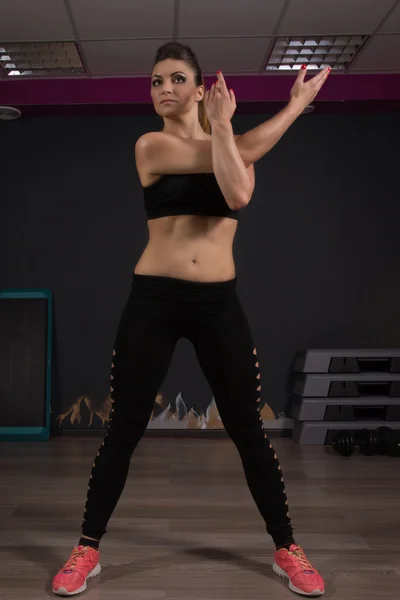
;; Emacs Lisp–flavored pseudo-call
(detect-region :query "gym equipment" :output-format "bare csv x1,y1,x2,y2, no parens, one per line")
290,349,400,445
294,349,400,374
0,289,53,441
332,426,400,457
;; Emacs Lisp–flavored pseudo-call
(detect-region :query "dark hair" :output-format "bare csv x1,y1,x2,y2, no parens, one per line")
152,42,210,134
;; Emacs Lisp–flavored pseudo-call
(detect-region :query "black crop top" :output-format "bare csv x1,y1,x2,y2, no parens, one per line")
142,173,239,220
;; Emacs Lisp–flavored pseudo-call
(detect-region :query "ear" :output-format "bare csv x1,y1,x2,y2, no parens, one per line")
196,84,205,103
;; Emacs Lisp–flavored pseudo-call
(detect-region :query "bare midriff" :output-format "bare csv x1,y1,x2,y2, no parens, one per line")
134,214,238,282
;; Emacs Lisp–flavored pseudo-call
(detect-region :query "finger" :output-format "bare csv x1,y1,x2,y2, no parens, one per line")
217,71,229,93
320,68,331,84
214,78,223,95
314,69,330,92
229,88,236,104
295,65,307,83
310,70,330,95
210,82,216,101
212,81,219,99
310,67,330,86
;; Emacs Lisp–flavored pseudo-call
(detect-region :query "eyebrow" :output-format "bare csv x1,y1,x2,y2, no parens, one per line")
152,71,186,79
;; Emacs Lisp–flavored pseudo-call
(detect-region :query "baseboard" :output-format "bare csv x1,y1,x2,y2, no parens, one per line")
57,428,292,439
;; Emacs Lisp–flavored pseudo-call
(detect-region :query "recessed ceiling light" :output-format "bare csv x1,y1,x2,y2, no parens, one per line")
266,36,368,71
0,42,85,77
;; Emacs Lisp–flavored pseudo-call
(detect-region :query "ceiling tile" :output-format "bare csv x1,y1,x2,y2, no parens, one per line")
69,0,175,40
379,1,400,33
278,0,396,36
178,0,286,37
82,38,271,76
81,39,169,74
350,34,400,70
0,0,74,42
178,37,271,73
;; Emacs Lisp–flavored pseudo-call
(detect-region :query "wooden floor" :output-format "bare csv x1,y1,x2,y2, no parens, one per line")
1,436,399,599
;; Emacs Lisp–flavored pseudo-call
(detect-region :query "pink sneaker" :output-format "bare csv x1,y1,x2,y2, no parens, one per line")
52,545,101,596
273,544,324,596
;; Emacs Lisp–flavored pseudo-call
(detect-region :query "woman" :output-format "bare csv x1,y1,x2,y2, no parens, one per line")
52,42,330,597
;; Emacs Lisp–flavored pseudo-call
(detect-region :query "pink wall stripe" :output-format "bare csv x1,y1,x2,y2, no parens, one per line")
1,73,400,106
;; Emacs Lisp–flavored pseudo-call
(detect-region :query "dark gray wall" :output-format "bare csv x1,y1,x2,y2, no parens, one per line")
2,112,400,430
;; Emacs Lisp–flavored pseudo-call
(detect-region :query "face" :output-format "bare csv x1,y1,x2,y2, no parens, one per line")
151,58,203,118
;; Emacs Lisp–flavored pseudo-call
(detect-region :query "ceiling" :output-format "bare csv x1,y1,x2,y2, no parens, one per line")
1,0,400,76
1,0,400,114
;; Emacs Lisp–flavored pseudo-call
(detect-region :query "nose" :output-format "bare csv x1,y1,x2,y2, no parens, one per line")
161,88,173,97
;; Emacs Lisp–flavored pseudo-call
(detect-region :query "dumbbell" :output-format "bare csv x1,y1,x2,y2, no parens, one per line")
332,427,400,457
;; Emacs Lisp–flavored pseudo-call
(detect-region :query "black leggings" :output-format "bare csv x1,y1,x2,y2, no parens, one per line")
82,274,294,548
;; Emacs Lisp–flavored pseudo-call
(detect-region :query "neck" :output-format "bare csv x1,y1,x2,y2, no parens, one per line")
162,118,208,140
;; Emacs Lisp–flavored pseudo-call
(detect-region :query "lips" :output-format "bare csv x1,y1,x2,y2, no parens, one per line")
160,99,176,105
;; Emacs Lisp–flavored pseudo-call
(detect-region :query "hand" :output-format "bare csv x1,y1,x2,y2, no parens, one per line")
204,71,236,126
289,65,331,112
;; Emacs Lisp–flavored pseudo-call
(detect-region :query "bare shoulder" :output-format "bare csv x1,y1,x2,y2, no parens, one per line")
135,130,171,148
136,130,209,150
135,131,172,163
134,130,254,187
135,131,214,184
135,132,176,186
135,130,238,155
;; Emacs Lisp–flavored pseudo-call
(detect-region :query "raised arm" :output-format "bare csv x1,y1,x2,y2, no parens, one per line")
204,73,255,210
135,66,330,181
135,127,254,210
236,66,331,165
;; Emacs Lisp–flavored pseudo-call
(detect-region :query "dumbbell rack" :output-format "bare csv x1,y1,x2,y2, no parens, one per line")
290,349,400,445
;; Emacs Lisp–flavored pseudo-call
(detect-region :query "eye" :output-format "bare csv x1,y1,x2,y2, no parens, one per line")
152,75,186,87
